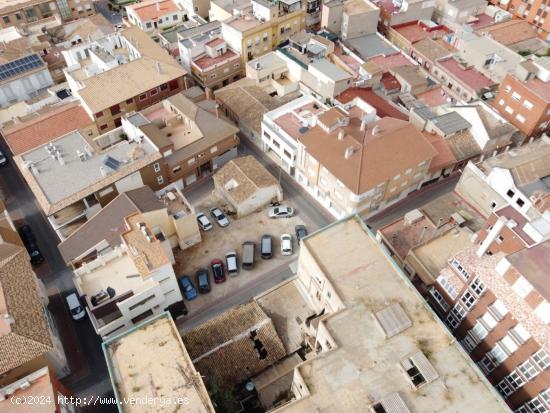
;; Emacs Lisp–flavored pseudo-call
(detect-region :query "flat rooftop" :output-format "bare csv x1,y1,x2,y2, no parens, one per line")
346,33,397,61
279,217,509,412
17,130,160,215
437,58,494,91
393,21,451,44
103,313,214,413
272,101,325,141
507,239,550,301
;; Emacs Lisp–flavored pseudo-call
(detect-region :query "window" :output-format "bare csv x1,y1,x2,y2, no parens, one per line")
489,299,508,320
469,321,488,343
139,94,147,101
128,294,156,311
498,99,504,106
95,111,103,118
527,397,547,413
541,389,550,406
2,16,9,24
430,287,449,311
532,349,550,370
157,176,164,185
169,79,179,90
518,360,539,381
470,277,485,297
150,88,158,96
173,14,178,20
489,344,508,365
499,335,519,355
516,114,526,123
110,104,121,116
507,370,526,390
523,100,534,110
446,314,460,330
153,162,161,173
451,303,467,320
100,124,108,130
505,106,514,114
506,189,515,198
460,290,477,310
450,259,469,280
510,323,531,345
172,165,181,174
126,98,133,104
160,83,168,91
496,380,513,398
461,335,477,353
480,312,497,330
512,92,522,101
210,73,216,79
496,235,504,244
516,198,525,207
512,276,533,298
480,356,495,373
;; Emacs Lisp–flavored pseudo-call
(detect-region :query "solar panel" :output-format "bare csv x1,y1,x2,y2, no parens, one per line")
103,155,121,171
0,54,44,81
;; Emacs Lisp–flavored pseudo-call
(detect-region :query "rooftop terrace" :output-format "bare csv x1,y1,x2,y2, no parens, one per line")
103,313,215,413
17,130,160,215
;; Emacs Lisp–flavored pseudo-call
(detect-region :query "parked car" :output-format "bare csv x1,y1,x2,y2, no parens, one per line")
0,149,7,166
179,275,197,300
196,213,213,231
210,207,230,227
281,234,293,256
260,234,273,259
66,293,86,321
211,259,227,283
295,225,308,243
18,225,44,265
268,206,294,218
225,251,238,276
242,241,255,270
196,268,211,293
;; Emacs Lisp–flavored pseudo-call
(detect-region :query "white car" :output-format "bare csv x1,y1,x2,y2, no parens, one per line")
66,293,86,321
210,207,230,227
281,234,293,256
268,206,294,219
196,213,213,231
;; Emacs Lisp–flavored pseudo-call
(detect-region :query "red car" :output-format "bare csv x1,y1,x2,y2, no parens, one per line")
211,259,226,283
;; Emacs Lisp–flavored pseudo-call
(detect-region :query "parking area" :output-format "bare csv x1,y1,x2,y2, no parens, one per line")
173,192,307,315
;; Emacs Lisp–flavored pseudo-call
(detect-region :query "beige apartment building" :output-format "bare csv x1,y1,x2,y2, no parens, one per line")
0,0,95,29
294,105,437,218
63,26,188,133
256,216,510,412
189,37,243,90
125,93,240,189
60,186,200,338
221,0,306,62
103,313,215,411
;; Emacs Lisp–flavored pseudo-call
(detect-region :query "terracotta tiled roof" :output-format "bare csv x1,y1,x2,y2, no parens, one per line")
1,103,93,156
183,302,286,384
336,87,408,120
475,19,536,46
127,0,180,21
299,116,437,193
436,58,495,92
0,245,53,376
423,132,457,172
213,155,279,204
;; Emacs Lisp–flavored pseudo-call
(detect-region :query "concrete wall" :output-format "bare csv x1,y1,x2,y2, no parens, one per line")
341,8,378,40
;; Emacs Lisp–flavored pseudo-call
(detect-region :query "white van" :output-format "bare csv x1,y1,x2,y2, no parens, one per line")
225,251,238,276
66,293,86,321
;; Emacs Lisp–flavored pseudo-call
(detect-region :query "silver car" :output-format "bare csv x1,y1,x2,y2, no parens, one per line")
268,206,294,218
210,207,230,227
196,213,213,231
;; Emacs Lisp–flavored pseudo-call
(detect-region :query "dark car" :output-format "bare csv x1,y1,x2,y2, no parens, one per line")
196,268,211,293
211,259,226,283
18,225,44,265
0,149,7,166
179,275,197,300
295,225,308,243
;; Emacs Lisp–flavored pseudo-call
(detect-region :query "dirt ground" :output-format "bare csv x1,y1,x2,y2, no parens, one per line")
173,191,307,312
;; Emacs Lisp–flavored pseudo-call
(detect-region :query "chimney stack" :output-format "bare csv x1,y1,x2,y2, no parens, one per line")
360,117,367,131
215,104,220,118
338,129,345,141
372,125,381,136
344,146,354,159
156,1,160,11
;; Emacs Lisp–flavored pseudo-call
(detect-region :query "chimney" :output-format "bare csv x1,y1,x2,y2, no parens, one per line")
360,117,367,131
477,216,507,257
338,129,345,141
215,104,220,118
344,146,354,159
372,125,381,136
